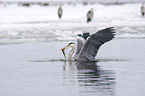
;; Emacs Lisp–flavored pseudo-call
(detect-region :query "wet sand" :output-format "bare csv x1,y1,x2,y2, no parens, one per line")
0,38,145,96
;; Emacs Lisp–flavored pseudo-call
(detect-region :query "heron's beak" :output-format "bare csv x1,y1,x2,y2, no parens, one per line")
61,45,70,58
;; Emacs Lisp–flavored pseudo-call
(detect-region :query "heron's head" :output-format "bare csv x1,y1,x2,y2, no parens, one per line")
61,42,76,58
91,8,96,11
77,34,82,37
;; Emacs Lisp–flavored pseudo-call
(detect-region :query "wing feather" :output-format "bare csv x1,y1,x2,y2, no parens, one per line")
78,27,116,61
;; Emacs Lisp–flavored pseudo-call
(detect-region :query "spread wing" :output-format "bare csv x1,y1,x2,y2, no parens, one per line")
78,27,116,61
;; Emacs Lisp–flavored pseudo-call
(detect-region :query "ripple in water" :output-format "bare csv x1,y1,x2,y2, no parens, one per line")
62,61,115,96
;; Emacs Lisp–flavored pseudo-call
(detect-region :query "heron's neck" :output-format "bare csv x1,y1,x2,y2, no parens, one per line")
68,45,76,60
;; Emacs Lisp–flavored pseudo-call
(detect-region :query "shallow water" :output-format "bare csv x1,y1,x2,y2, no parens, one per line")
0,39,145,96
0,2,145,96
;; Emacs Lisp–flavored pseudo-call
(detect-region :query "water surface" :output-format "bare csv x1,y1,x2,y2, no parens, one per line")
0,3,145,96
0,39,145,96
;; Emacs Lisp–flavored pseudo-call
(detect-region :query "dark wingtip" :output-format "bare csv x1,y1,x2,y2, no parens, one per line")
104,27,116,35
104,27,116,31
95,27,116,43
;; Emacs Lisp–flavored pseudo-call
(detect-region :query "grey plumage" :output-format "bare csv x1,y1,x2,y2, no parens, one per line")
75,33,90,56
87,8,94,23
61,27,116,61
58,6,63,19
78,27,116,61
141,4,145,16
75,35,85,56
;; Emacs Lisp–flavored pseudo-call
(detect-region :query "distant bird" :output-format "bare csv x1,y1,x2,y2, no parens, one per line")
58,5,63,19
61,27,116,61
141,4,145,16
87,8,94,23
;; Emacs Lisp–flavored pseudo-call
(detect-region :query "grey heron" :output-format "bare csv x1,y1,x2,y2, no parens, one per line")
58,5,63,19
61,27,116,61
87,8,94,23
141,3,145,16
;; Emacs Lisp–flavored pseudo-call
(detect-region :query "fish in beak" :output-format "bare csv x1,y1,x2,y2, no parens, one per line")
61,42,76,59
61,45,70,58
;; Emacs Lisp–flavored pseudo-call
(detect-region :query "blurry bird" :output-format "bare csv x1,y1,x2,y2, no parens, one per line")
141,3,145,16
58,5,63,19
87,8,94,23
61,27,116,61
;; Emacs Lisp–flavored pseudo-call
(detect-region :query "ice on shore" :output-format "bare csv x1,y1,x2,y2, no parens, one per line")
0,3,145,44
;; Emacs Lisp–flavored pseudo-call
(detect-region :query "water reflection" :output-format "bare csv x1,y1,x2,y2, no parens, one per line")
63,61,115,96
